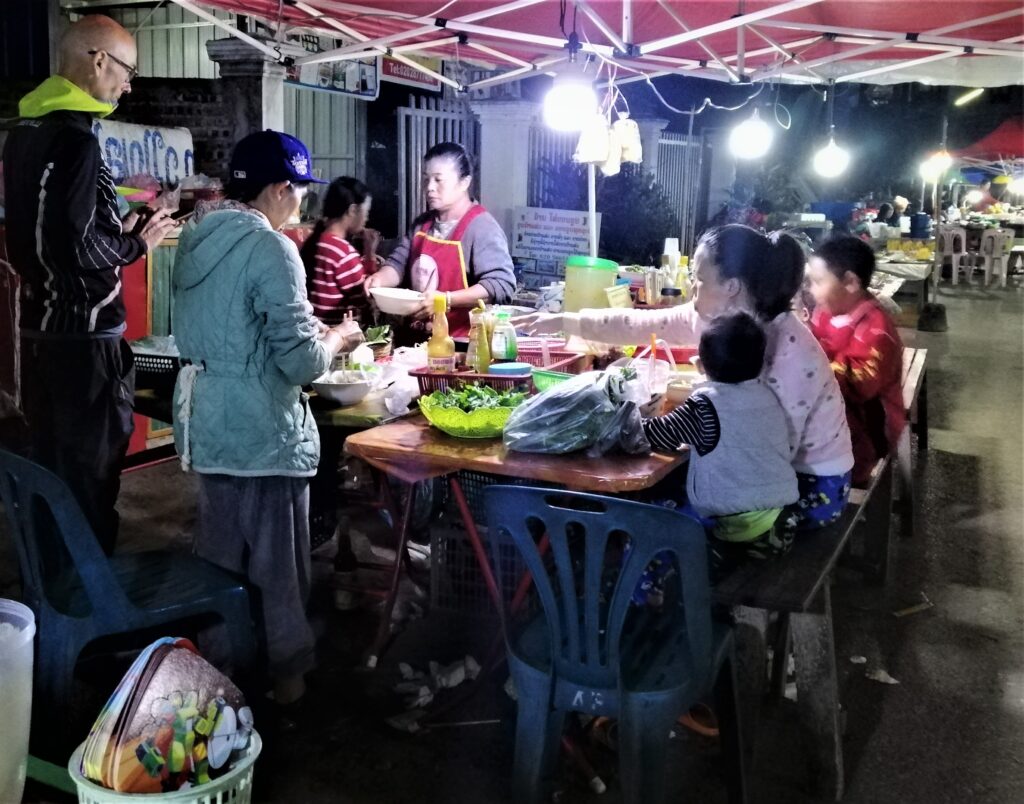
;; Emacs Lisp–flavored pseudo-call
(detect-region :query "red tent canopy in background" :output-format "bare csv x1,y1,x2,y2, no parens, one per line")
954,117,1024,160
174,0,1024,88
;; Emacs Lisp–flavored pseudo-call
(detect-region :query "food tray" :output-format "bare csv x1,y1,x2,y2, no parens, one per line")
411,350,589,395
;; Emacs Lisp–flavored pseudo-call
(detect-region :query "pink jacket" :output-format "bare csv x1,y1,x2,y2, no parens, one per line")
572,303,854,477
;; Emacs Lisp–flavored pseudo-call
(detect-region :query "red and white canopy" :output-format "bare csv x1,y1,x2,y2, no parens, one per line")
168,1,1023,89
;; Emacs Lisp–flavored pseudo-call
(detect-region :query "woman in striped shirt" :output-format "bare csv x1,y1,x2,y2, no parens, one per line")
300,176,378,325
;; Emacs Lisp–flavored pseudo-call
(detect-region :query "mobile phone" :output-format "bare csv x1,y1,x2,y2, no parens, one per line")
171,209,194,222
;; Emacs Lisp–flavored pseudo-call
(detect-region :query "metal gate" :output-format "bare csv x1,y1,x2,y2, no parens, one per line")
527,126,577,208
397,96,479,235
657,133,710,256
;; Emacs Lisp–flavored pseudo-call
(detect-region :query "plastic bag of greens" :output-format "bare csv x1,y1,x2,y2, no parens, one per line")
587,401,651,457
503,367,649,455
503,372,616,454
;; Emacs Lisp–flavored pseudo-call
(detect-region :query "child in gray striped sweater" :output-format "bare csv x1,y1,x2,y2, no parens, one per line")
637,312,799,592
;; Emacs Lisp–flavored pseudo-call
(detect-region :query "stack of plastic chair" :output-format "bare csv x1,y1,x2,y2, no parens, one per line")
936,224,970,285
0,450,257,746
484,486,745,804
977,228,1012,288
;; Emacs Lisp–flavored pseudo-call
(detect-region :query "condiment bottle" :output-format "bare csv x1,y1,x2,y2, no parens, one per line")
426,293,456,372
660,287,683,306
490,311,518,362
465,307,491,373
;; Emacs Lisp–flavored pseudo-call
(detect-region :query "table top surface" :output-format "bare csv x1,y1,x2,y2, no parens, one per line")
344,415,686,492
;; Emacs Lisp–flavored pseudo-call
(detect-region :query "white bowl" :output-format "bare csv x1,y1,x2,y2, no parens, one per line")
369,287,423,316
312,379,371,406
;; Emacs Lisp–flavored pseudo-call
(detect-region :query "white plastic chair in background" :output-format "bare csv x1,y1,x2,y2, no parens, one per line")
977,229,1012,288
936,225,970,286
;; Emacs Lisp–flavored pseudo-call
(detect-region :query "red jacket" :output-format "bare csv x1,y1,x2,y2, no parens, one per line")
811,296,906,486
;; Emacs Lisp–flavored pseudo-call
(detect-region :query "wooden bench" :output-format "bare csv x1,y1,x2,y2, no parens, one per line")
713,456,894,801
896,347,928,538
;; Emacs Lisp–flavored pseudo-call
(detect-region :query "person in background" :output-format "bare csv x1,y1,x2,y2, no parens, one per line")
171,130,364,710
299,176,378,326
969,178,998,212
807,236,905,487
2,14,177,553
518,224,854,533
364,142,515,339
640,312,798,581
875,203,894,226
887,195,909,226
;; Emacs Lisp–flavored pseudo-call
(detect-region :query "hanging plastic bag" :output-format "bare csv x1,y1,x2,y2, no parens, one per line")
574,113,611,163
614,113,643,163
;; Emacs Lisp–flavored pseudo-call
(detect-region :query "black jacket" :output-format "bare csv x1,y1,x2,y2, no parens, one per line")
2,110,146,334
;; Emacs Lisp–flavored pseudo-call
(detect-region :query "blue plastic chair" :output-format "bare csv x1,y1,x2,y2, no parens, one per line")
484,486,746,804
0,450,256,723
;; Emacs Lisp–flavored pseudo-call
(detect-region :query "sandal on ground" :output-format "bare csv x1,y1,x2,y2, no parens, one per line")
677,703,719,738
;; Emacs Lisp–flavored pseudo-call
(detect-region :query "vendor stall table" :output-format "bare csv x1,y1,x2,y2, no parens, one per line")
344,417,687,666
874,260,933,313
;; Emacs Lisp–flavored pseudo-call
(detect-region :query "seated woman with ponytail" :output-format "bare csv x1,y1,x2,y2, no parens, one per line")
300,176,378,326
517,224,855,534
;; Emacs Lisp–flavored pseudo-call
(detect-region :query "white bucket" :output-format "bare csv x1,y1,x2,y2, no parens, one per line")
0,599,36,804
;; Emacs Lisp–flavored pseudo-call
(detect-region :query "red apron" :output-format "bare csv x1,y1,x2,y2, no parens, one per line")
407,205,487,337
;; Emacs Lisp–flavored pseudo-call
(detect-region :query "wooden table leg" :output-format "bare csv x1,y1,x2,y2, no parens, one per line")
791,585,844,801
896,425,915,540
365,476,417,669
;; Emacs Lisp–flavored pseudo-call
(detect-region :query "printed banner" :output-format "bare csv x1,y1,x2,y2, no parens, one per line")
511,207,602,283
92,119,194,185
381,55,442,91
286,34,380,99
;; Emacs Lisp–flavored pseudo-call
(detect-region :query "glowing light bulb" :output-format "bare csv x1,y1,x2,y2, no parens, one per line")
543,70,597,132
964,190,983,204
813,137,850,178
1008,177,1024,195
729,109,773,160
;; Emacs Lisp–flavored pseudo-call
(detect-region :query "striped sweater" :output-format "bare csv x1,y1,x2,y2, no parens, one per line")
2,109,145,335
308,233,369,325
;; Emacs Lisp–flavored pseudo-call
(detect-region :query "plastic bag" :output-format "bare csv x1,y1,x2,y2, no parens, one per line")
503,368,649,455
587,401,651,457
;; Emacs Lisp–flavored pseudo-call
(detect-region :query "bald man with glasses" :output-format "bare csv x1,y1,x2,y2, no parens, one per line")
3,15,177,552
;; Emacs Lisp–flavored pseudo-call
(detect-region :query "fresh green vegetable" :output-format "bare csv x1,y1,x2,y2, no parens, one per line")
364,324,391,346
426,384,527,413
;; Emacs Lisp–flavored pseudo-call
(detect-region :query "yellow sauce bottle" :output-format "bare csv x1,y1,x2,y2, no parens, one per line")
427,293,456,372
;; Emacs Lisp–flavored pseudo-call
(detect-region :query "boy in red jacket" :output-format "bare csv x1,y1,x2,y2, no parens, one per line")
807,236,906,486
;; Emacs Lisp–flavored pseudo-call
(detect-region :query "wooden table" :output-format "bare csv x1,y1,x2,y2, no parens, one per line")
345,416,687,665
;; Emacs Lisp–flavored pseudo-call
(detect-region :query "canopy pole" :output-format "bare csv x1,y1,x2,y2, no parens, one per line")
588,163,598,258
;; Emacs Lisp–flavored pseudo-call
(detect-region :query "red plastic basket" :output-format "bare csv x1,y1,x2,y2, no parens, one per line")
411,350,590,395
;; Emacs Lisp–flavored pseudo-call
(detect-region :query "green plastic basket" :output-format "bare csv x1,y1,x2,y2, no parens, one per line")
68,731,261,804
531,368,573,393
418,396,515,439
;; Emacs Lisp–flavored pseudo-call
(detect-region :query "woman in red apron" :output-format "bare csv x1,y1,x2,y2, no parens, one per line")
365,142,516,340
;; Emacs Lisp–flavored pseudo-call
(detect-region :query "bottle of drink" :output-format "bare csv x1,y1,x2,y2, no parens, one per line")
465,307,491,374
490,311,518,362
427,293,456,372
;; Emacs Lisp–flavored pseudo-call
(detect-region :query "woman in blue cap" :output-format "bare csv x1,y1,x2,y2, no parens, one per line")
171,130,364,710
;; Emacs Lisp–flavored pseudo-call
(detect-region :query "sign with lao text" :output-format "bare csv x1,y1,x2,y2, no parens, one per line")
92,119,194,185
511,207,602,279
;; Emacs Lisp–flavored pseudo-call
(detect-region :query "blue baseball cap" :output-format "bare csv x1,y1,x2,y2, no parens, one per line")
229,129,327,186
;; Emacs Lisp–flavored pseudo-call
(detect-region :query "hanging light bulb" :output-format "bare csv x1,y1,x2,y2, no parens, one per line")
729,108,773,160
919,150,953,183
542,56,596,132
1009,177,1024,195
813,82,849,178
953,88,984,106
813,132,850,178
